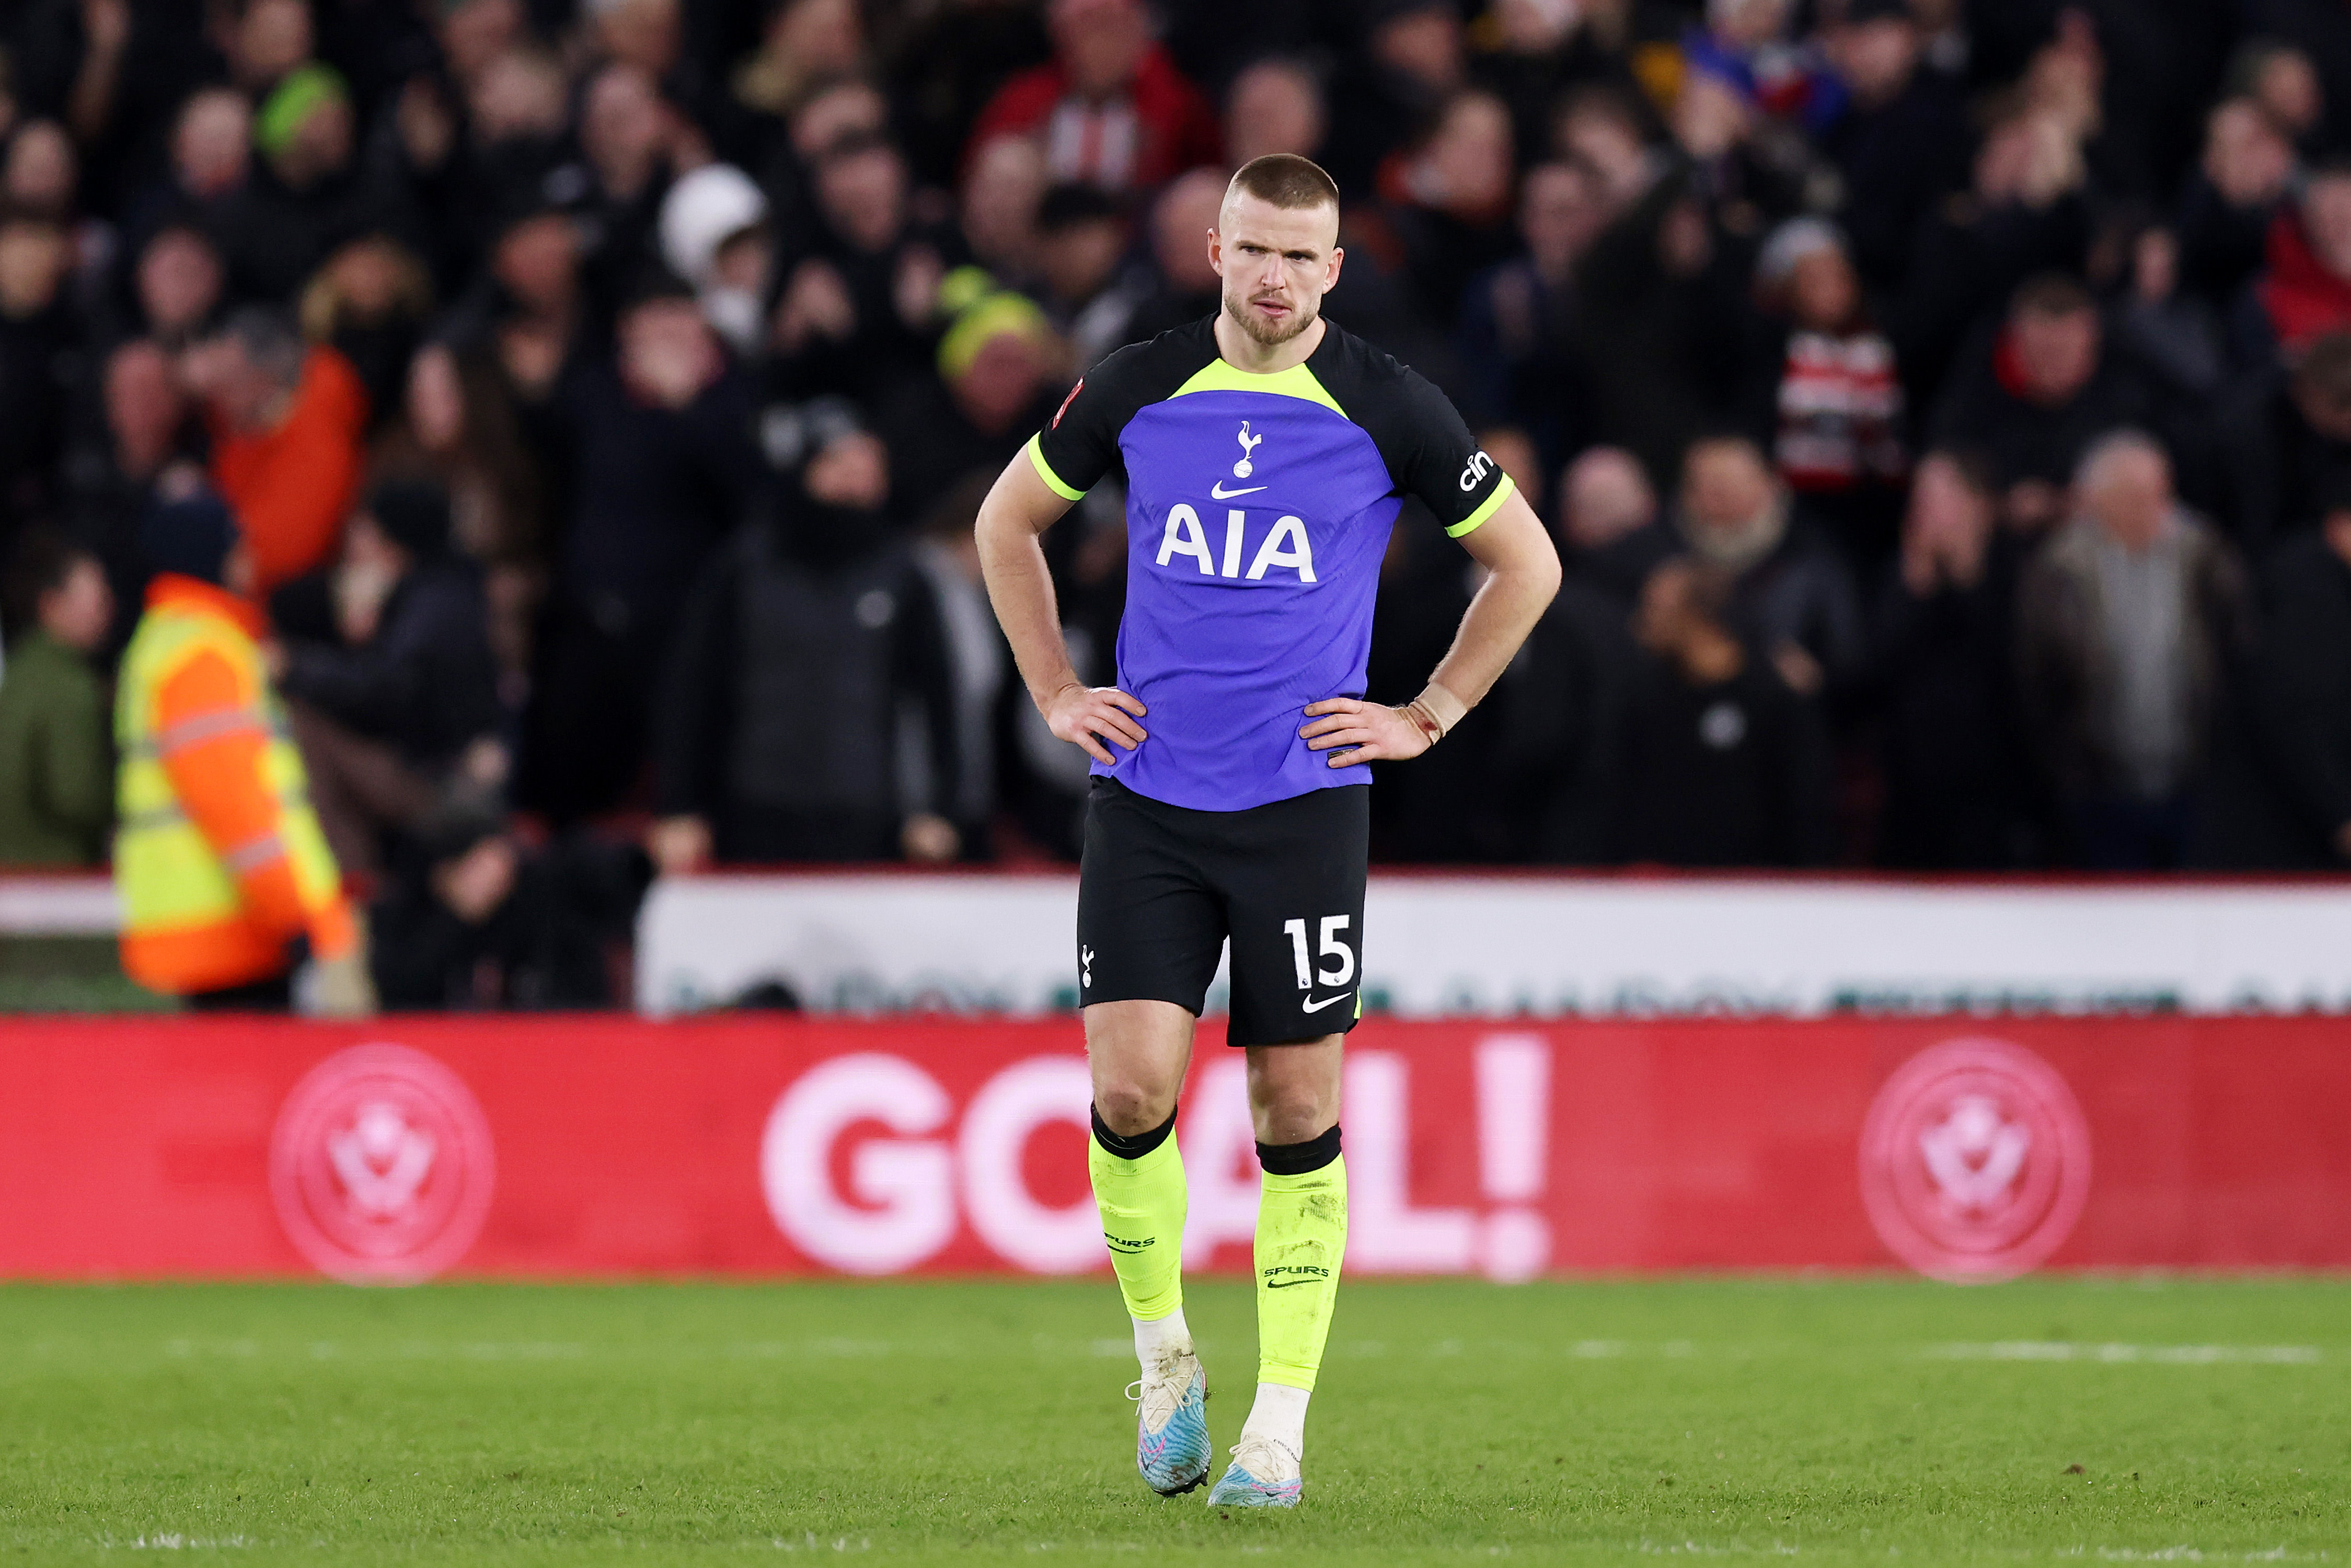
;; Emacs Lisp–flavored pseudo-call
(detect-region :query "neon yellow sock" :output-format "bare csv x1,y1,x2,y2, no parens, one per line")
1254,1153,1347,1391
1090,1127,1186,1322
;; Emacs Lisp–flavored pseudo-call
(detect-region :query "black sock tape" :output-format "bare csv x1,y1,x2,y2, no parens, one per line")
1091,1104,1177,1160
1257,1123,1342,1175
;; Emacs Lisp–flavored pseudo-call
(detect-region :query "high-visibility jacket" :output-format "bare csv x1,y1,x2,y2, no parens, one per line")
113,574,355,996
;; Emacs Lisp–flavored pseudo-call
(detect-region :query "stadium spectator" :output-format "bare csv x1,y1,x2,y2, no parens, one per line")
0,216,75,547
1557,444,1670,604
160,88,253,216
1892,102,2091,411
2215,328,2351,550
1369,89,1522,333
370,800,649,1010
64,340,192,641
959,133,1050,287
185,306,370,601
1874,453,2038,869
573,63,685,321
2174,97,2296,309
471,196,584,403
1932,274,2159,536
521,270,758,823
4,119,81,225
652,416,961,867
891,0,1053,190
389,340,547,579
1323,0,1467,198
2111,224,2226,406
658,162,770,359
1668,434,1866,701
2017,432,2253,870
0,535,113,867
1668,28,1813,239
909,472,1008,855
771,129,944,402
1225,57,1327,169
1819,0,1969,293
1490,553,1639,867
2254,156,2351,355
272,481,504,881
967,0,1220,194
1455,160,1603,461
127,223,228,349
1032,181,1145,368
879,285,1066,522
1615,555,1833,867
298,234,436,428
2197,492,2351,868
1125,167,1227,343
1748,217,1906,572
1573,162,1752,485
2231,38,2324,152
213,64,386,304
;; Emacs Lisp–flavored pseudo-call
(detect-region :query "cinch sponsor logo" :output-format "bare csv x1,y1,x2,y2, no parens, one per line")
1156,505,1316,582
1458,450,1494,491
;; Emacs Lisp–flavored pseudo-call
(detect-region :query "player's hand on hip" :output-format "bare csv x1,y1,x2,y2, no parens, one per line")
1045,683,1147,765
1300,698,1430,766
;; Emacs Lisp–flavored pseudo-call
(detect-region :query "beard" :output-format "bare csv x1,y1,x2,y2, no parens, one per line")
1223,287,1317,346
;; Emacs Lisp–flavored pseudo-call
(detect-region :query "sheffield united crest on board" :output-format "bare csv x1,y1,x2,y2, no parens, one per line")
1858,1038,2091,1284
269,1043,496,1284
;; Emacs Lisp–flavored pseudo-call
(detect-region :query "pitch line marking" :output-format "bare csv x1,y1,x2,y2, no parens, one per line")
1925,1342,2322,1365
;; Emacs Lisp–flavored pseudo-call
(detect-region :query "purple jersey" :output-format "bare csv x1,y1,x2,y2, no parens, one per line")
1028,318,1515,812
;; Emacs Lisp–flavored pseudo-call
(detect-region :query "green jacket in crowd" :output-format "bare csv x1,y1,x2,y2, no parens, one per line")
0,630,113,866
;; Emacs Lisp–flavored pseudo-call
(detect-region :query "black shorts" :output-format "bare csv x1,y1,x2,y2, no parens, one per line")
1077,777,1369,1047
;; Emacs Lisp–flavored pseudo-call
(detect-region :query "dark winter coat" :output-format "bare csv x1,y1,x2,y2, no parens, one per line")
278,559,503,771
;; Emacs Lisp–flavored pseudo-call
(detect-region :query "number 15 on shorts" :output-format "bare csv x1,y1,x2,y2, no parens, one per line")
1283,916,1355,992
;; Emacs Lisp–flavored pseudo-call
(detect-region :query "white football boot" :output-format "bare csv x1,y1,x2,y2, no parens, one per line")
1130,1342,1211,1495
1206,1432,1302,1507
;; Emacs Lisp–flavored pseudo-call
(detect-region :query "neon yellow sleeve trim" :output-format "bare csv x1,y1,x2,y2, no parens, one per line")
1444,471,1516,538
1025,434,1085,502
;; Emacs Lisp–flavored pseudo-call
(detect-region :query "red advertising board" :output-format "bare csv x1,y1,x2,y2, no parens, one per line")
0,1016,2345,1283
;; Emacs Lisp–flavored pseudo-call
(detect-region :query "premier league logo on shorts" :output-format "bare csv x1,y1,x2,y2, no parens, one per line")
269,1043,497,1285
1858,1037,2091,1284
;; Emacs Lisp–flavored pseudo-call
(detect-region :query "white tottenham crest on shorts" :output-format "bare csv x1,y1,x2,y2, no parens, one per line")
1858,1037,2091,1284
269,1043,497,1284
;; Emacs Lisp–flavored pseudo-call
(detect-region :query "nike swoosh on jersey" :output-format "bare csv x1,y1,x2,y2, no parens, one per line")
1209,481,1267,499
1300,991,1353,1012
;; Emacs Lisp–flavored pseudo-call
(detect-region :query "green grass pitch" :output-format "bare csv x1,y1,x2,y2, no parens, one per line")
2,1277,2344,1564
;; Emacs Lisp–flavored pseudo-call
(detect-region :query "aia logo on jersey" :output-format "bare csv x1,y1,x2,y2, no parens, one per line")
1858,1037,2090,1284
1051,378,1083,429
1157,504,1316,582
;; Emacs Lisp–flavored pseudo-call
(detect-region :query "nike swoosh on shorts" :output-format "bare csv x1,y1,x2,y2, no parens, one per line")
1300,991,1353,1013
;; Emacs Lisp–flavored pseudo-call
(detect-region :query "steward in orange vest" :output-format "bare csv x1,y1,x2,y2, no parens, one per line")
113,493,373,1013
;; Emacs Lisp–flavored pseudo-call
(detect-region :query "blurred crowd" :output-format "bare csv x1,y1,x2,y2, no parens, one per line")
1,0,2350,1007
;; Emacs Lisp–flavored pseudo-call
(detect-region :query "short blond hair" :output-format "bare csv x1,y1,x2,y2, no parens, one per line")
1227,153,1340,214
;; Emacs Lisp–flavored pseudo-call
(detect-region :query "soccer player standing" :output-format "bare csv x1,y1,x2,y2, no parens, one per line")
975,154,1560,1506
